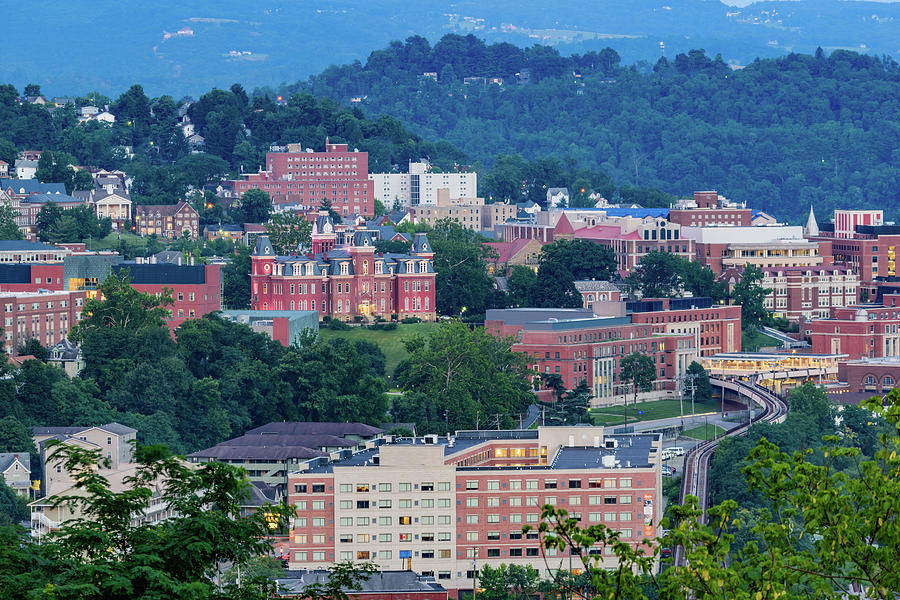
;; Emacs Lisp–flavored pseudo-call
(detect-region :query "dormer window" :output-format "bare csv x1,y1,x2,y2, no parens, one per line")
340,263,349,276
420,261,427,271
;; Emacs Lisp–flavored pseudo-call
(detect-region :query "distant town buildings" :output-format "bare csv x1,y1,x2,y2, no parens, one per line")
369,161,476,207
133,201,200,239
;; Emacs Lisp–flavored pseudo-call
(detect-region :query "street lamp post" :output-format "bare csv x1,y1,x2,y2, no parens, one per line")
471,547,479,600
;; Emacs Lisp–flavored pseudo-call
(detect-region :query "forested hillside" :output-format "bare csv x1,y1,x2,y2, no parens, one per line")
293,35,900,222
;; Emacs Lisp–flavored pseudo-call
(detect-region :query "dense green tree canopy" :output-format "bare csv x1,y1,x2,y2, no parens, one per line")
730,264,771,329
393,320,533,433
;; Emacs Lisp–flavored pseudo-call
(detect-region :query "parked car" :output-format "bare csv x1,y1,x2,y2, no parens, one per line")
670,446,685,456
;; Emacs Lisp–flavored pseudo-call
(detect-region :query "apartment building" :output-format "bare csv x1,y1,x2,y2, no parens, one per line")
229,140,375,216
370,161,476,207
0,290,86,354
804,301,900,359
408,190,516,231
287,427,662,594
684,226,828,274
133,201,201,239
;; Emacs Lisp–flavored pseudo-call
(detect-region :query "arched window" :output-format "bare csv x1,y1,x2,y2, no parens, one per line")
882,375,895,391
864,375,877,391
363,261,369,275
404,298,409,311
587,294,595,302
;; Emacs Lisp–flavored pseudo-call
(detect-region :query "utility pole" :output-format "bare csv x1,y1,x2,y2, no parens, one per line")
472,547,479,600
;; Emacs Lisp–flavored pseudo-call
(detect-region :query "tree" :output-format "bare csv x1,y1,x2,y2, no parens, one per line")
0,416,36,454
679,260,726,302
626,250,684,298
429,219,498,316
293,561,379,600
4,440,294,599
540,381,591,426
69,269,174,342
685,360,712,403
0,203,22,240
539,239,616,281
16,338,47,361
234,189,272,224
23,84,41,98
506,265,536,307
373,198,386,216
374,239,411,254
393,320,533,433
0,483,28,525
526,261,581,308
620,352,656,425
35,150,78,193
265,211,312,254
223,245,252,309
731,264,771,330
478,564,540,600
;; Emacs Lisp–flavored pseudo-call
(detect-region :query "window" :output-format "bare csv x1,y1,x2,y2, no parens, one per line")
399,533,412,542
312,500,325,510
439,549,451,559
422,533,435,542
509,480,522,490
379,499,392,508
295,518,307,527
399,483,412,492
526,496,539,506
379,517,392,526
438,515,451,524
509,531,523,540
312,484,325,493
510,497,522,507
466,514,479,524
357,551,370,560
487,497,500,507
378,483,391,492
421,499,434,508
438,482,451,491
421,482,434,491
438,498,451,507
569,496,581,505
379,533,392,542
340,534,353,543
544,480,557,489
510,548,523,557
526,548,540,557
510,514,522,523
357,517,369,526
421,516,434,525
339,517,352,526
294,484,308,494
466,481,479,490
466,531,479,541
399,516,412,525
619,495,632,504
466,497,479,507
380,551,392,559
312,552,326,561
487,549,501,557
356,483,370,492
619,478,632,488
312,535,326,544
438,532,451,542
399,499,412,508
487,531,500,541
620,512,632,521
604,497,617,505
487,480,500,490
422,550,435,559
526,480,538,490
357,501,370,509
526,514,539,523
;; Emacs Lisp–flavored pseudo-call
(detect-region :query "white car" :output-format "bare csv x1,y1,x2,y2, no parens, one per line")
670,446,685,457
660,449,675,460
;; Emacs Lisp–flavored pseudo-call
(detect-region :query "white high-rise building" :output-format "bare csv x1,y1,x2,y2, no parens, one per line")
369,161,476,207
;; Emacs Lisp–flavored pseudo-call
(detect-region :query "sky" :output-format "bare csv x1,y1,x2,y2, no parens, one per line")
720,0,897,4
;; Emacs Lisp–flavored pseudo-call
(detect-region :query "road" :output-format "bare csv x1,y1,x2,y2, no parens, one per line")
672,378,788,568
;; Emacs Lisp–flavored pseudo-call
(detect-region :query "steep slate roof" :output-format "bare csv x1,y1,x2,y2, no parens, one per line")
187,445,326,461
0,179,66,195
134,201,194,217
0,240,60,251
21,193,83,204
573,280,620,292
0,453,30,473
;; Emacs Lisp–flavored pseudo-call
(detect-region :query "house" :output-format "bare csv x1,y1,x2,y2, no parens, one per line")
546,187,569,208
0,453,31,497
574,280,622,312
0,160,8,178
47,339,84,377
73,189,131,223
133,201,200,239
13,159,38,179
204,223,244,242
484,238,543,276
32,423,137,497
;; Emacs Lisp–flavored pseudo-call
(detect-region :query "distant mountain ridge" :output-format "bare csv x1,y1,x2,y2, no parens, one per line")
5,0,900,97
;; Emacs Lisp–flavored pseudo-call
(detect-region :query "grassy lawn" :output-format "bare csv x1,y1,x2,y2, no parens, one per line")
590,396,721,426
317,322,440,377
682,424,726,440
742,328,782,351
85,232,151,251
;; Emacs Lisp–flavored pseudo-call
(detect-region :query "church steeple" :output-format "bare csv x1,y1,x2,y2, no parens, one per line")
804,206,819,237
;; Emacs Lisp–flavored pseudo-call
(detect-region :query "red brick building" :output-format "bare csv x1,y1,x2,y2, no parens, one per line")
837,357,900,395
757,265,859,321
811,223,900,298
485,308,698,406
0,257,222,333
286,427,662,594
0,290,86,354
804,300,900,359
668,191,751,228
627,297,742,357
574,221,695,274
250,227,436,322
229,140,375,217
133,201,200,239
